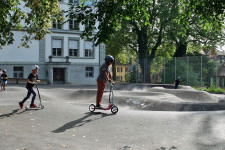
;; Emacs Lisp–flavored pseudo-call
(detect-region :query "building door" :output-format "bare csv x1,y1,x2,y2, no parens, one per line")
53,68,65,84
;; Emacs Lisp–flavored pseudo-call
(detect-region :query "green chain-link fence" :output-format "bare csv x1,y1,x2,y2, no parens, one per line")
123,56,224,88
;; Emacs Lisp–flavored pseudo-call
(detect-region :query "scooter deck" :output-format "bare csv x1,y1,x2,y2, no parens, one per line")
25,105,44,110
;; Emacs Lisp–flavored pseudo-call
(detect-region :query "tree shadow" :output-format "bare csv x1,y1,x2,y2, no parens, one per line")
194,113,225,149
0,108,29,119
52,112,114,133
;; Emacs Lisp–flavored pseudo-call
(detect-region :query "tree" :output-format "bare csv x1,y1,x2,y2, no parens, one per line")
0,0,62,49
171,0,225,57
105,20,137,80
69,0,225,82
70,0,180,82
180,0,225,23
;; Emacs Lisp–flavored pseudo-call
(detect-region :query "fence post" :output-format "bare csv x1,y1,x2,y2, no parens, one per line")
187,56,189,86
216,55,218,88
201,56,202,87
175,57,176,80
136,59,139,83
163,57,165,84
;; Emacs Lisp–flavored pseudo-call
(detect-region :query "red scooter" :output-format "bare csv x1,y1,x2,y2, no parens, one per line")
89,84,118,114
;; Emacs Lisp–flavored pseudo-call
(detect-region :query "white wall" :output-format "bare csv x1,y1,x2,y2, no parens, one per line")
45,33,100,64
0,31,39,62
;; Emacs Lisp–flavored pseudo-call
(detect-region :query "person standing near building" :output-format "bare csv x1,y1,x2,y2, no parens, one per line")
19,65,40,109
96,55,115,108
174,77,181,89
1,70,8,91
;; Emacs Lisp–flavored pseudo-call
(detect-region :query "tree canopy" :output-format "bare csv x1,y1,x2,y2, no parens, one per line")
0,0,62,49
69,0,225,82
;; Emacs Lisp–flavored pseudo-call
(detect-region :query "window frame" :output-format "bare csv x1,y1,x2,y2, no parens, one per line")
117,67,123,72
69,19,79,30
68,38,80,58
84,0,94,6
52,20,62,29
13,66,24,78
85,67,94,78
84,41,94,58
69,0,79,4
51,37,64,57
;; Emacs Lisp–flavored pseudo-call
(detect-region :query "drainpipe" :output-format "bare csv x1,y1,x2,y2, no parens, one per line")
99,44,101,68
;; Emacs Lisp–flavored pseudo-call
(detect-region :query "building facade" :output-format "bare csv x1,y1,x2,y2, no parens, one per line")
0,0,105,85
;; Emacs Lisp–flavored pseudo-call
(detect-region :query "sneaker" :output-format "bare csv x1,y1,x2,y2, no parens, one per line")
96,104,103,108
19,102,23,109
30,104,37,108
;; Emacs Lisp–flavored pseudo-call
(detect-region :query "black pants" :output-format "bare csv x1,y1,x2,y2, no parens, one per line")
22,88,36,104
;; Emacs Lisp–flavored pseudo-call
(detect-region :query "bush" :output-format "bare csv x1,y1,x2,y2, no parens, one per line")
195,86,225,94
194,87,207,91
206,86,225,94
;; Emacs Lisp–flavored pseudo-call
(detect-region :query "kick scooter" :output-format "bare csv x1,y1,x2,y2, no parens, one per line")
89,84,118,114
26,84,44,110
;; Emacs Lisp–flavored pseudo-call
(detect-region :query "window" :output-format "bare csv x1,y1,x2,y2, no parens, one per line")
84,0,93,6
85,67,94,77
85,41,93,57
52,20,62,29
52,39,63,56
14,67,23,78
117,67,123,72
117,76,122,81
69,40,79,57
69,0,79,4
69,19,79,30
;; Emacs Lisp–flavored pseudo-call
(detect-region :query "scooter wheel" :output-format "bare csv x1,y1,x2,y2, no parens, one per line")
41,105,44,109
111,106,118,114
89,104,95,112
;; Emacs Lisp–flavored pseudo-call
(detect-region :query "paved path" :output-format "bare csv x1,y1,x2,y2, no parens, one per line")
0,85,225,150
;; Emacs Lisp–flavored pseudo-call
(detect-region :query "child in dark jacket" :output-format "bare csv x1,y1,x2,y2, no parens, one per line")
1,70,8,91
19,65,40,109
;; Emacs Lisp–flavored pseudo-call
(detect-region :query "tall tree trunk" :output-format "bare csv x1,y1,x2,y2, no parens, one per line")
137,27,149,83
174,42,188,57
147,26,163,83
131,22,163,83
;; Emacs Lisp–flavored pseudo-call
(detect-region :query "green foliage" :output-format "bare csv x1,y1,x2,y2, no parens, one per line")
69,0,225,83
125,66,138,83
178,0,225,33
206,85,225,94
194,87,207,91
105,20,137,62
0,0,62,49
196,85,225,94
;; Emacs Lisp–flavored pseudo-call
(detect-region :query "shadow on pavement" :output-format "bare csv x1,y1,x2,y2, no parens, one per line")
156,146,178,150
0,108,31,119
119,146,132,150
52,112,114,133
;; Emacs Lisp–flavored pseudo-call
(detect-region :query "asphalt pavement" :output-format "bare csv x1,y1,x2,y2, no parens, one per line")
1,84,225,150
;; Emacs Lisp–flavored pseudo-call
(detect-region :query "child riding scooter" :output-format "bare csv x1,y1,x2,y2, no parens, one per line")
96,55,114,108
89,55,118,114
19,65,41,109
